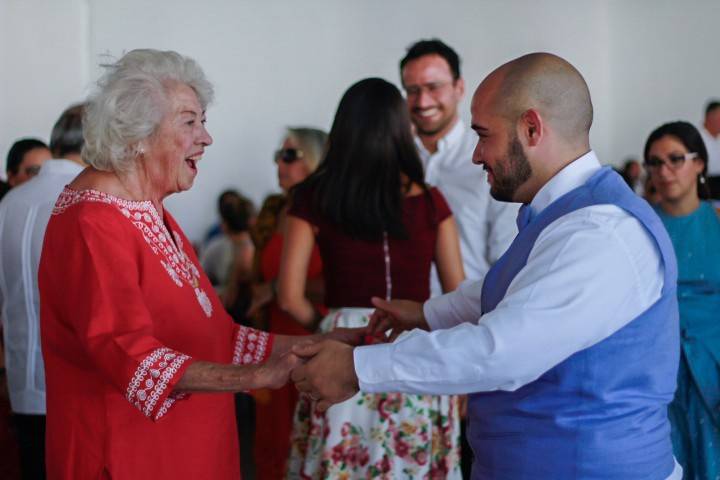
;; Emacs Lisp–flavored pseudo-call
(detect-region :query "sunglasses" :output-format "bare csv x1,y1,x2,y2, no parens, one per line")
274,148,304,164
644,152,698,172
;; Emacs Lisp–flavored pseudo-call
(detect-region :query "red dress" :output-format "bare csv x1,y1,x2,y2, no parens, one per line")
290,187,452,306
39,188,273,480
253,232,323,479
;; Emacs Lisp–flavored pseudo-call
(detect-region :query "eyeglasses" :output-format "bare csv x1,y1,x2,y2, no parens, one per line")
404,81,453,99
644,152,698,172
274,148,304,165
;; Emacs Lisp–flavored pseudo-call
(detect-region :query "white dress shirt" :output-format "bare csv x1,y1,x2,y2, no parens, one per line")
416,120,519,294
356,151,682,478
700,126,720,176
0,159,84,414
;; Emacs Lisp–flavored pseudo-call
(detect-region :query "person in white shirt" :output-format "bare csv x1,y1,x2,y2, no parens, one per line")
0,104,86,479
290,53,682,479
699,100,720,199
400,39,518,295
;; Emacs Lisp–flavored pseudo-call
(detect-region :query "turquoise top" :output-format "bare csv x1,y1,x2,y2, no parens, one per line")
655,201,720,426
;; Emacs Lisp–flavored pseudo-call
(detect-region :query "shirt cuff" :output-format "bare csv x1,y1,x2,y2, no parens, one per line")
424,295,452,331
354,343,396,393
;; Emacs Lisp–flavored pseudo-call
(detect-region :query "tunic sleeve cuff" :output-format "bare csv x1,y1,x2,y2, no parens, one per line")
126,347,193,421
232,326,273,365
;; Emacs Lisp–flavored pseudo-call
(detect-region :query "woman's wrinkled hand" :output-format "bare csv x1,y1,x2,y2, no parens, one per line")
255,351,302,390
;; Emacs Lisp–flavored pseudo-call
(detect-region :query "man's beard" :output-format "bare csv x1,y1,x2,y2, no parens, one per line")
490,134,532,202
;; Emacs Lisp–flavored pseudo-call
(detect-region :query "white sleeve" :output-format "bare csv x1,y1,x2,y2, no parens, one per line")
423,278,484,330
355,207,663,395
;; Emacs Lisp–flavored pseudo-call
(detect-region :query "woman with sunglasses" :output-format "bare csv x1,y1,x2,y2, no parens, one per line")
644,121,720,480
247,127,328,479
280,78,465,479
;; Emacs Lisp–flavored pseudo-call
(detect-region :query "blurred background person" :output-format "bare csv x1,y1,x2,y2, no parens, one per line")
200,189,255,303
643,174,662,205
620,157,644,195
249,127,327,479
644,120,720,480
201,189,257,479
399,39,517,296
699,100,720,199
280,78,464,479
4,139,51,189
0,104,86,480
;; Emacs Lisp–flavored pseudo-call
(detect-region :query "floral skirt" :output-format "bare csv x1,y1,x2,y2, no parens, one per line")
286,308,461,479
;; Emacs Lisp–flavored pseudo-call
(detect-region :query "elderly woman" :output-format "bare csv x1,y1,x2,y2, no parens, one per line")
38,49,360,480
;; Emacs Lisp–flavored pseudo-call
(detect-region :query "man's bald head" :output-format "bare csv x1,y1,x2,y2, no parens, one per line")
480,52,593,147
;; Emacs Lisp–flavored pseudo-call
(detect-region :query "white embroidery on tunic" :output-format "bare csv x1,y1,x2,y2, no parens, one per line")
126,347,190,420
232,327,271,365
53,188,213,317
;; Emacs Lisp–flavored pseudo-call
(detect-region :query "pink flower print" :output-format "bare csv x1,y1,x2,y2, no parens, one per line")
413,449,428,466
395,439,410,458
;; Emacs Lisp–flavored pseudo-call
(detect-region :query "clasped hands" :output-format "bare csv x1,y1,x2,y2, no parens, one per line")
280,296,428,412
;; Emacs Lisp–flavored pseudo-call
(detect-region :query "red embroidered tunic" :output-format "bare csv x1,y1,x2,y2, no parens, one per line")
39,187,273,480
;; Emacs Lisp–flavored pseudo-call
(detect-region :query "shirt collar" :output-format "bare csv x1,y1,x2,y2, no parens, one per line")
529,150,601,215
37,158,85,177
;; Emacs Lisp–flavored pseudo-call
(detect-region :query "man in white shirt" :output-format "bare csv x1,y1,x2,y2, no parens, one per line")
699,100,720,199
400,39,518,294
0,104,86,479
291,53,681,479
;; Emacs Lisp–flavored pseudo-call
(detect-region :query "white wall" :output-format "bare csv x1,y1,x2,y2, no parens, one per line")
0,0,89,166
608,0,720,162
2,0,718,242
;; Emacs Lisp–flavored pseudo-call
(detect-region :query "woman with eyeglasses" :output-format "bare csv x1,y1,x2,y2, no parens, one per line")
247,127,328,479
644,121,720,480
280,78,465,479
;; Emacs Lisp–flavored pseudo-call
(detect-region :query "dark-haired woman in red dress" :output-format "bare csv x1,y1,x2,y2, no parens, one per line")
279,78,465,479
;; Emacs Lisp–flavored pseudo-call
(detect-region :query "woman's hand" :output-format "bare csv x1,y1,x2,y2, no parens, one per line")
368,297,429,342
253,352,303,390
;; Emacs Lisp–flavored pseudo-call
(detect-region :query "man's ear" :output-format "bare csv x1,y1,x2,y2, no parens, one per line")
520,109,543,147
455,77,465,99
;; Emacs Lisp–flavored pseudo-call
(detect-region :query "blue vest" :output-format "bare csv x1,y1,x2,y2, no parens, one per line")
469,167,679,479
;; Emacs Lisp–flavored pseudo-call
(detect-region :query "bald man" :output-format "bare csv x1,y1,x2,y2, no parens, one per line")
291,53,681,479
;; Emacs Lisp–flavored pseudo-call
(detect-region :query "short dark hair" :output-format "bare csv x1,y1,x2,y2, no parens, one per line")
644,121,710,199
293,78,430,240
6,138,48,175
705,100,720,117
400,39,461,81
50,103,85,158
218,190,254,233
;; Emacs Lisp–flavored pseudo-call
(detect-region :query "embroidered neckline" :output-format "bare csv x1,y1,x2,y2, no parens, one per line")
53,187,213,318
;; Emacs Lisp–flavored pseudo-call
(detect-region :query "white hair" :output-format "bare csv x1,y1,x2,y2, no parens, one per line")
82,49,214,172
